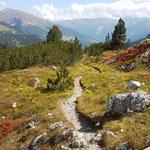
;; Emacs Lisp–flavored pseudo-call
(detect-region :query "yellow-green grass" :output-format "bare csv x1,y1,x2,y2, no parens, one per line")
71,56,150,149
0,66,73,150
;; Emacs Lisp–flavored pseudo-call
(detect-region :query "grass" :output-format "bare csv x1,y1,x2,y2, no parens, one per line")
0,52,150,149
71,54,150,149
0,66,73,150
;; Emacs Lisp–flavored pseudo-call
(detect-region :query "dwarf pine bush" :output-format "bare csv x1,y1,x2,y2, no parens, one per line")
47,66,73,92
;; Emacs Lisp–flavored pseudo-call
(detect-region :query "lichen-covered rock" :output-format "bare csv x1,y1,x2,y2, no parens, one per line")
115,141,131,150
107,92,150,116
49,121,64,131
49,129,73,145
120,62,136,72
126,80,141,90
29,132,47,150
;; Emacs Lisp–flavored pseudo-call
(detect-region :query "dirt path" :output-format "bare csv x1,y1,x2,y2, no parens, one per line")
61,77,101,150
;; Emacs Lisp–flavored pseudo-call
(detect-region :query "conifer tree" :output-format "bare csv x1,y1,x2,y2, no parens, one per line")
47,25,62,42
111,18,126,50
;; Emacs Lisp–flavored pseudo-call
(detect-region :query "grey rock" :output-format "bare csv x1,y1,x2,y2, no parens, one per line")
141,51,150,59
106,58,116,64
93,133,102,142
71,139,87,148
49,121,64,131
29,132,47,150
27,120,40,129
50,129,73,145
126,80,141,90
115,141,131,150
107,92,150,116
106,131,116,137
144,147,150,150
120,62,136,72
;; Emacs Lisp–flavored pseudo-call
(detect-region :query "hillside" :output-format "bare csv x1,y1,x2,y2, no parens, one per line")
0,22,41,47
0,40,150,149
57,17,150,42
0,8,94,46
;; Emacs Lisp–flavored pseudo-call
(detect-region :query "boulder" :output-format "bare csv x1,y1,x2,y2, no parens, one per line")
49,129,73,145
107,92,150,116
126,80,141,90
29,132,47,150
115,141,131,150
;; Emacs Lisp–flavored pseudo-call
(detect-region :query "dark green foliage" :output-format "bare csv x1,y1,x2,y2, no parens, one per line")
84,43,103,56
47,66,73,91
103,33,111,50
0,39,82,72
47,25,62,43
111,18,127,50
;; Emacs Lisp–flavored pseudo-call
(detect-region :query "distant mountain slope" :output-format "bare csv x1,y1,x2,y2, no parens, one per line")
56,17,150,42
0,8,94,46
0,21,41,47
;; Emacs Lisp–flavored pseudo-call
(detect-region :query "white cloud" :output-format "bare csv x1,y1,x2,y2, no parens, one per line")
33,0,150,21
0,0,7,9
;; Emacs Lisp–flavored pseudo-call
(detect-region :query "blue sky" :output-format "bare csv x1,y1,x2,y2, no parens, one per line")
1,0,150,20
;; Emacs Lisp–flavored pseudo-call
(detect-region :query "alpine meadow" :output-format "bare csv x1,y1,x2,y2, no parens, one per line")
0,1,150,150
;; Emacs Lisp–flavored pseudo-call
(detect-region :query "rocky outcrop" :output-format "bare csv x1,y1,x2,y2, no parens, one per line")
107,92,150,116
120,62,136,72
49,129,73,145
29,132,47,150
115,141,131,150
126,80,141,90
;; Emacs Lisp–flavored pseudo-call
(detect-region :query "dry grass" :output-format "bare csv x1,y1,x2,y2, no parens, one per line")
71,55,150,149
0,66,73,150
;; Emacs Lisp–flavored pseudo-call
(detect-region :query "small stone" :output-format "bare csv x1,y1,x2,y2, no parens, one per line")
115,141,131,150
93,133,102,142
92,112,97,116
106,131,116,137
95,122,100,127
28,121,40,129
121,129,125,133
48,113,52,116
126,80,141,90
2,116,5,119
61,145,71,150
12,102,17,108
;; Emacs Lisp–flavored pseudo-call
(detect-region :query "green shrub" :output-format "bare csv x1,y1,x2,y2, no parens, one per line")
47,66,73,92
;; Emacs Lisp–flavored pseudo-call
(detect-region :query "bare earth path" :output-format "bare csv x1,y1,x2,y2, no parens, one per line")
61,77,101,150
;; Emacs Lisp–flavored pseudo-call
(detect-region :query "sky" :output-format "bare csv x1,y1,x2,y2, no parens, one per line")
0,0,150,20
